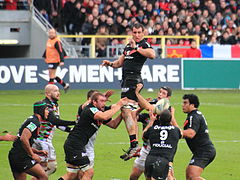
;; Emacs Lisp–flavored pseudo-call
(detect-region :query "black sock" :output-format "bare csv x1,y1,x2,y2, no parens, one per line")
129,134,138,148
55,76,66,87
48,78,54,84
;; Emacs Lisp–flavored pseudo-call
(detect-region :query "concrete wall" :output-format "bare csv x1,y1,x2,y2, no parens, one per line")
29,17,48,58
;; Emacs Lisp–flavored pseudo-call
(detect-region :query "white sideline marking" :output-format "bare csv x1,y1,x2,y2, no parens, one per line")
1,140,239,147
0,102,239,107
100,140,240,145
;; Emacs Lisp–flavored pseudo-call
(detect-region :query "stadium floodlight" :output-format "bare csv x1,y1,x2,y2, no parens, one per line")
0,39,19,45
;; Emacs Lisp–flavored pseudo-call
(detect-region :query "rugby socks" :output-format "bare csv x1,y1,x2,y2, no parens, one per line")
129,134,138,148
55,76,66,87
48,78,54,84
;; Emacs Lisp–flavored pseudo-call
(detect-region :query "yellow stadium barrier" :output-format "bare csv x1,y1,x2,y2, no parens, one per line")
59,35,200,58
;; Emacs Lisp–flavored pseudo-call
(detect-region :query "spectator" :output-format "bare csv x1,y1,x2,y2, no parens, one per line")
43,0,240,52
61,0,76,34
208,34,219,45
5,0,17,10
34,0,51,21
106,17,118,35
236,32,240,44
74,3,86,35
137,9,145,23
96,25,109,57
220,31,236,44
81,14,94,44
184,40,202,58
200,33,208,44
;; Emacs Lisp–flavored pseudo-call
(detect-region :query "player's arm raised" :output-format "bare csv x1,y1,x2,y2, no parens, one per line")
137,47,155,59
94,98,129,121
135,83,154,112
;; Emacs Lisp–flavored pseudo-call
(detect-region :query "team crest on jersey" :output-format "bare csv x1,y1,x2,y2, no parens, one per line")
27,122,37,132
90,107,99,114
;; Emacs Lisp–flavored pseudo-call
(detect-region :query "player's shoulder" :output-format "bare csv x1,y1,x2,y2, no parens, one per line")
191,110,203,117
140,39,152,48
85,104,100,115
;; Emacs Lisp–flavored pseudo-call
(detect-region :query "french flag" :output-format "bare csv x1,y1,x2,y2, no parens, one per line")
200,45,240,58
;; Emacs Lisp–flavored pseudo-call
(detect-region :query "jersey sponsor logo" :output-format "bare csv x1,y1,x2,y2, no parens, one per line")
90,107,99,114
121,87,129,92
26,122,37,132
124,55,134,59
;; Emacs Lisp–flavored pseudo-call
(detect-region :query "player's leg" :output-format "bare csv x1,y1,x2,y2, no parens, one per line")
25,164,48,180
130,146,149,180
78,141,95,180
59,163,79,180
48,64,57,84
167,162,176,180
130,166,144,180
12,172,27,180
46,142,57,175
186,165,204,180
186,148,216,180
123,108,138,147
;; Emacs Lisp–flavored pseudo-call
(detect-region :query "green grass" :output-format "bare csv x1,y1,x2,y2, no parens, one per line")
0,89,240,179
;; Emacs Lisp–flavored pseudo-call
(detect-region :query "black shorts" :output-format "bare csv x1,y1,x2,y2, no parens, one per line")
121,75,143,101
8,150,37,173
145,155,169,180
47,63,59,69
190,147,216,169
64,139,90,168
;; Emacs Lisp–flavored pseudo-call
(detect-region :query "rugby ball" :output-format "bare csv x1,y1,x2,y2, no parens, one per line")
154,98,170,115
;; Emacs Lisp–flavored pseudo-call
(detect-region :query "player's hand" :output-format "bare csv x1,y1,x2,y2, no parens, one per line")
149,109,157,122
3,133,17,141
170,106,175,115
31,153,41,163
128,38,136,49
135,83,144,94
101,60,111,66
119,97,129,106
37,150,48,157
60,62,64,66
104,90,114,102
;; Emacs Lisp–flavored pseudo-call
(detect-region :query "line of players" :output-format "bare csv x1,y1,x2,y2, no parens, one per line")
5,83,216,180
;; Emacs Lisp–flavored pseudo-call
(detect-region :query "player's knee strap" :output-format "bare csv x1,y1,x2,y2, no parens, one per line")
46,161,57,175
66,166,80,173
80,164,92,172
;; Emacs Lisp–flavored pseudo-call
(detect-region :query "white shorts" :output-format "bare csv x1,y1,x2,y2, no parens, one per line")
134,145,150,171
32,139,56,162
85,132,98,167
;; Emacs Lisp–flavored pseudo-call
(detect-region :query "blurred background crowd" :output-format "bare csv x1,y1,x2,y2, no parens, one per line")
2,0,240,57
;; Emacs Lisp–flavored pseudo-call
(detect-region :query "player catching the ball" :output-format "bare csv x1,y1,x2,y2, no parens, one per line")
130,83,177,180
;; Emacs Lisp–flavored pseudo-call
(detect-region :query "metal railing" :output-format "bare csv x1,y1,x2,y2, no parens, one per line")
59,34,200,58
31,6,78,58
